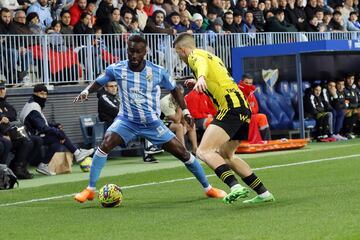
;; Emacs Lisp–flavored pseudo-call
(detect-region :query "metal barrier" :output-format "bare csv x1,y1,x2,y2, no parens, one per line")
1,32,359,86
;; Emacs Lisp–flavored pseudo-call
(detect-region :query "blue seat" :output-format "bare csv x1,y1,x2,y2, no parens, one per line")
292,118,316,130
302,81,311,91
267,85,295,121
266,96,291,129
79,115,105,148
276,80,291,96
255,91,280,129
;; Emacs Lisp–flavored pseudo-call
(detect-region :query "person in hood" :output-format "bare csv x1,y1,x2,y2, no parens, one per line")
19,84,94,176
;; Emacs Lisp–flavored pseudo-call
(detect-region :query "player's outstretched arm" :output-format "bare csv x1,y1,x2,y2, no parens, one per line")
171,86,194,127
73,82,103,103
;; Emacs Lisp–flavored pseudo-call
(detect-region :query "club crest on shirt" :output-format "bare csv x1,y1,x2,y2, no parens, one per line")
146,74,153,82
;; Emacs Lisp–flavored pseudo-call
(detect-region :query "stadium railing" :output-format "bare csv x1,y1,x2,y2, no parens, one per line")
1,32,360,86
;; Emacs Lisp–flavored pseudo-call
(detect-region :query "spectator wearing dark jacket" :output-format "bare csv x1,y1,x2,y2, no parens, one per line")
97,80,120,129
294,0,307,31
19,84,94,176
304,83,334,140
343,73,359,138
322,80,348,140
0,8,11,34
9,10,34,79
207,0,224,17
119,10,134,32
73,12,94,35
232,10,243,32
285,0,305,31
60,10,73,34
0,81,39,179
223,11,241,32
327,11,346,31
120,0,137,17
0,132,11,166
96,0,115,23
102,8,127,34
266,9,298,32
248,0,265,31
144,10,175,34
304,0,318,20
306,16,321,31
0,8,17,83
235,0,248,17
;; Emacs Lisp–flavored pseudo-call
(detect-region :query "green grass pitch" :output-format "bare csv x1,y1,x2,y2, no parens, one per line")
0,139,359,240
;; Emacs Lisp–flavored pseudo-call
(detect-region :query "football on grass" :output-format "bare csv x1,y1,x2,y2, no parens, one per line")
79,157,92,172
98,184,123,208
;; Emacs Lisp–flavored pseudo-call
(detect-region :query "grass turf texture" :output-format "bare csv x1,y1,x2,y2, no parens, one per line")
0,139,359,240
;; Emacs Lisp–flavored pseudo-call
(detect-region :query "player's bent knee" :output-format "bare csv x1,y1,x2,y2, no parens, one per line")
196,148,213,163
100,133,121,153
179,150,190,162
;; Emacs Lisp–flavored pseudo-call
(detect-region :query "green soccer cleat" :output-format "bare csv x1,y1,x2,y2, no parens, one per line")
242,193,275,204
223,186,250,204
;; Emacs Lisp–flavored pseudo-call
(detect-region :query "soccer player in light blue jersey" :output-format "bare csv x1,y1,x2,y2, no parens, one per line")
73,35,226,203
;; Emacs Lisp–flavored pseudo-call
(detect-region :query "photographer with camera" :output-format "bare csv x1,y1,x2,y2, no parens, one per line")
0,81,36,179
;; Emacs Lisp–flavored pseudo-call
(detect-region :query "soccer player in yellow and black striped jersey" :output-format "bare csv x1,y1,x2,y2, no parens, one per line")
174,33,275,204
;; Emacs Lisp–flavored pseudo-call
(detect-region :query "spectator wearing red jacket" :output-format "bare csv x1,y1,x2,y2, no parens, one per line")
184,88,217,130
238,74,271,141
69,0,88,26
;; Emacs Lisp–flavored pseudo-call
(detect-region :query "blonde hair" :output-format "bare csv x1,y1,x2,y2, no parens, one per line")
173,33,196,48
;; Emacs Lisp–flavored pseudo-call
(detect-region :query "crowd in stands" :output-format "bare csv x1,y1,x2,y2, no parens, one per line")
1,0,360,40
0,0,360,85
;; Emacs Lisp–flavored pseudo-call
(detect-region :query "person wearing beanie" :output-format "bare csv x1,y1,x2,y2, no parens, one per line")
19,84,94,176
191,13,206,33
213,17,224,33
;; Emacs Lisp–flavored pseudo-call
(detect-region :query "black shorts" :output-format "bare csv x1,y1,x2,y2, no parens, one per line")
211,107,251,141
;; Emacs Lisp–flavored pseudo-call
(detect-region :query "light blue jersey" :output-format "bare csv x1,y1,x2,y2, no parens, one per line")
96,60,176,124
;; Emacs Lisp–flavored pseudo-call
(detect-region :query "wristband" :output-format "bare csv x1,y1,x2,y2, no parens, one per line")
182,109,190,116
81,89,89,95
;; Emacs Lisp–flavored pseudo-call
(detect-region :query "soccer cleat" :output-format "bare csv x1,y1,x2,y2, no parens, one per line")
74,188,96,203
223,186,250,204
242,193,275,204
205,187,227,198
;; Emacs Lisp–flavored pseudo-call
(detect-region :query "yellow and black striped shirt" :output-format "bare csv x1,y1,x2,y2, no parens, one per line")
187,49,249,111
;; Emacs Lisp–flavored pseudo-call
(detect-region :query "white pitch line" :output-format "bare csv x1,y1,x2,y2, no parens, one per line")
0,154,359,207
